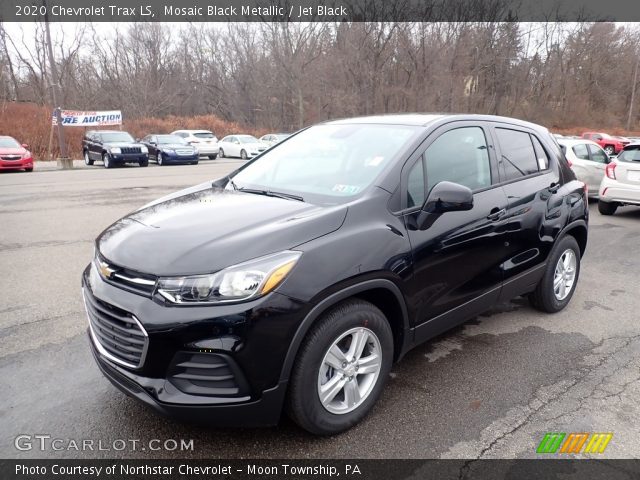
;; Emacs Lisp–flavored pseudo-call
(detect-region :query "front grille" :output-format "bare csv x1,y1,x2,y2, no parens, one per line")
83,288,148,369
1,155,21,161
121,147,142,154
168,352,249,397
175,149,195,156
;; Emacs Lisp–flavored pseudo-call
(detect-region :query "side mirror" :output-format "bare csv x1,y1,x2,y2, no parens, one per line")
21,143,29,149
416,182,473,230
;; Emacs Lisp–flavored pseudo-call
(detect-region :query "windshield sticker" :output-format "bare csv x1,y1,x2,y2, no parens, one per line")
332,184,360,194
364,156,385,167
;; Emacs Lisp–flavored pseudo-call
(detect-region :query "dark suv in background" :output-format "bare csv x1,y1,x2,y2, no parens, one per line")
83,114,588,435
82,130,149,168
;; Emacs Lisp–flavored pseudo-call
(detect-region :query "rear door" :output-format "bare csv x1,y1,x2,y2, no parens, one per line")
89,133,101,160
568,142,594,187
489,124,563,299
586,143,608,193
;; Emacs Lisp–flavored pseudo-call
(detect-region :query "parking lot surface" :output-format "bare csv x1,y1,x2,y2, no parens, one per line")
1,161,639,458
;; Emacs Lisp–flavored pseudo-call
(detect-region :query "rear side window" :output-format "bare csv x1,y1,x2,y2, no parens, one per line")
531,135,550,170
495,128,539,181
572,144,590,160
424,127,491,194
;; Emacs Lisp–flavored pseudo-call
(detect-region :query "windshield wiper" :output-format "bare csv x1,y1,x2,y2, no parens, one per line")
227,176,239,191
239,187,304,202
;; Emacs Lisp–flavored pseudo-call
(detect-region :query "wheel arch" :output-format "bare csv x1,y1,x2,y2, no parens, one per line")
561,220,588,257
279,279,410,383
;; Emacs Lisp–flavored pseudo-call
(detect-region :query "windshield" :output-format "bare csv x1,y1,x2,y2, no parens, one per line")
101,132,134,143
617,147,640,162
230,124,420,204
157,135,187,145
238,135,259,144
0,137,20,148
275,134,291,140
193,132,215,139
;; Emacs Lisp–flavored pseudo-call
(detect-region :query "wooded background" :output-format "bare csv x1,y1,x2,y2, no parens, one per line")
1,22,639,158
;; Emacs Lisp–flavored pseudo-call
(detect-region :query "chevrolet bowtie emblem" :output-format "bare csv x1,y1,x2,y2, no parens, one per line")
98,260,116,279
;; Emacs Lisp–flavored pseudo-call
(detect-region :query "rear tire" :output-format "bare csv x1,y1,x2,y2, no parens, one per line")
102,153,112,169
240,149,248,160
598,200,618,215
208,155,216,160
84,150,94,166
604,145,615,155
286,299,393,435
529,235,581,313
218,148,224,158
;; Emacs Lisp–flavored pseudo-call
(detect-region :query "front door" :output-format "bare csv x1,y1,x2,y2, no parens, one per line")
402,123,510,342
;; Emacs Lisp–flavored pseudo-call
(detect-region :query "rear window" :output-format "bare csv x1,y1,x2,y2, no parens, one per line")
495,128,540,181
193,132,215,139
617,146,640,163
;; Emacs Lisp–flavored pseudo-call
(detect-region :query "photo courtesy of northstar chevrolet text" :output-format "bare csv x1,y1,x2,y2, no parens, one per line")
1,0,640,479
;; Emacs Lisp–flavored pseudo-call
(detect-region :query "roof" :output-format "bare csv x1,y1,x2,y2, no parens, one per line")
324,113,548,131
556,138,600,147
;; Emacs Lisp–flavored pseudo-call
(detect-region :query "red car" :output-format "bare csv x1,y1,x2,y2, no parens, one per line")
0,136,33,172
581,132,630,155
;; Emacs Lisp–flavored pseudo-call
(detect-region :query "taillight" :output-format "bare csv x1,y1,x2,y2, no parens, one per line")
566,157,573,167
605,162,617,179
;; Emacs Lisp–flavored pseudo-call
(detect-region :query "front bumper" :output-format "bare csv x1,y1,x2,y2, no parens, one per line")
0,157,32,170
163,153,198,163
82,263,309,426
110,153,149,163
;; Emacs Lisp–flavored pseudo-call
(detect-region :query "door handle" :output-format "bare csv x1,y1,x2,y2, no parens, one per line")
487,208,506,221
549,182,560,193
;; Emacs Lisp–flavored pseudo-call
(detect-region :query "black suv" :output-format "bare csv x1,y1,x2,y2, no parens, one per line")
82,114,588,435
82,130,149,168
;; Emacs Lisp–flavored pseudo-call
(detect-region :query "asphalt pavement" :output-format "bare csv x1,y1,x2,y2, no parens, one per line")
1,160,639,459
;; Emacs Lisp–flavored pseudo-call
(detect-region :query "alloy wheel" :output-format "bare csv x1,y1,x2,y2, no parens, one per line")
553,249,577,300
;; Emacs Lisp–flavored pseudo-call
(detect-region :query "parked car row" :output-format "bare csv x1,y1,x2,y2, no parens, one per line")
81,129,291,168
557,137,640,216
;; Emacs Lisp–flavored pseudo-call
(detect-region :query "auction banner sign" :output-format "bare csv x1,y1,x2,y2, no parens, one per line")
52,110,122,127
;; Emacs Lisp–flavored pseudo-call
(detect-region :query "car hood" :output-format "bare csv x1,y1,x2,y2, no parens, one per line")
97,185,347,276
242,143,267,150
104,142,143,148
0,147,26,155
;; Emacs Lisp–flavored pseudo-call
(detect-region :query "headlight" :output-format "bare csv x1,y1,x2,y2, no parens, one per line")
140,146,148,153
110,147,121,154
164,148,175,154
157,250,301,304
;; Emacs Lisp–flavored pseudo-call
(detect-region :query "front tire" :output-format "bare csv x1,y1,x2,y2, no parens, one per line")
84,150,94,166
529,235,581,313
598,200,618,215
102,153,112,169
604,145,615,155
139,158,149,167
157,152,164,166
208,155,217,160
286,299,393,435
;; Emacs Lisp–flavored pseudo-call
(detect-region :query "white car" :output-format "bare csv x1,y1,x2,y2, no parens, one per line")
259,133,291,147
558,138,610,198
171,130,218,159
218,135,268,160
598,143,640,215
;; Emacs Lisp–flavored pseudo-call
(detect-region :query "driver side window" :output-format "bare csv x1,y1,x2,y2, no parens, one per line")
424,127,491,195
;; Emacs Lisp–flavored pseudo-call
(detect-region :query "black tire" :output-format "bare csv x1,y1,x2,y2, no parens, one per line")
139,158,149,167
24,167,33,172
102,152,112,169
157,152,164,166
598,200,618,215
286,299,393,435
529,235,581,313
191,161,199,165
83,150,94,166
208,155,217,160
218,148,224,158
604,145,615,155
240,149,248,160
